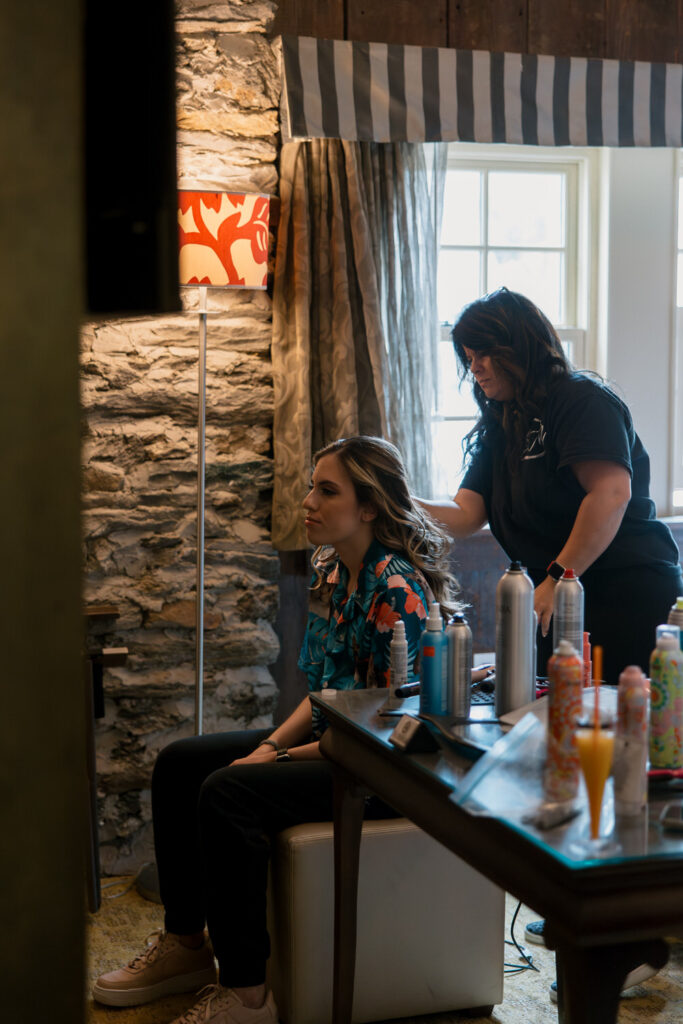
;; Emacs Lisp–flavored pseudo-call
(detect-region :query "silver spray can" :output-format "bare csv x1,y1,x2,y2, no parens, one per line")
446,613,472,718
552,569,584,665
495,561,536,716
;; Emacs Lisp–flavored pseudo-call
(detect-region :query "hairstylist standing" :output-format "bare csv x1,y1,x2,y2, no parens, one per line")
421,287,682,685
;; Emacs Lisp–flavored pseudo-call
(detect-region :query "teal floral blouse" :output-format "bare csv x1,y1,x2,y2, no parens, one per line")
298,538,430,735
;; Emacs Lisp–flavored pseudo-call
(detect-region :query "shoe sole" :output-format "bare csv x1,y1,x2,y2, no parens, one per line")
524,927,546,947
92,966,217,1007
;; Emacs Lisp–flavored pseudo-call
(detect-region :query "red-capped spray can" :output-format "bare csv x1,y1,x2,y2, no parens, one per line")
552,569,584,667
544,639,583,804
614,665,650,817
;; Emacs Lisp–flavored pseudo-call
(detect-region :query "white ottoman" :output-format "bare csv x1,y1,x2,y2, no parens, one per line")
266,817,505,1024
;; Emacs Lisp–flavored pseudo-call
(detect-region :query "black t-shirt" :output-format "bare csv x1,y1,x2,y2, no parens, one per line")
461,373,680,581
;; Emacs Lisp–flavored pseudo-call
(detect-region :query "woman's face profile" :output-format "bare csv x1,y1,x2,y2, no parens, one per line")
463,346,515,402
303,453,373,547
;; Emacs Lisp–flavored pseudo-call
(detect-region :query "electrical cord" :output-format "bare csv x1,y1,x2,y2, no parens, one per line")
100,862,151,900
503,900,540,976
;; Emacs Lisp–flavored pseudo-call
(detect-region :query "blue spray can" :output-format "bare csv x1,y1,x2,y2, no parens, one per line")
419,602,447,715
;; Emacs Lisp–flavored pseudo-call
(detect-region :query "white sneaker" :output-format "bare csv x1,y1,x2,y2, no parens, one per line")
549,963,660,1005
92,930,216,1007
623,963,660,990
170,985,279,1024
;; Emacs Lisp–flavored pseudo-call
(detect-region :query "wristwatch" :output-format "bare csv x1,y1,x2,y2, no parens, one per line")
275,748,291,762
546,560,566,582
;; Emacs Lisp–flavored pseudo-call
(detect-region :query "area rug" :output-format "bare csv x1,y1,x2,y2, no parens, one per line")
87,880,683,1023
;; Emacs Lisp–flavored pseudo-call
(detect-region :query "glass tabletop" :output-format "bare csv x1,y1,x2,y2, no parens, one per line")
314,688,683,871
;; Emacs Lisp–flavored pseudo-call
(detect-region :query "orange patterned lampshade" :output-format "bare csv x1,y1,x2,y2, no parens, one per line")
177,190,270,289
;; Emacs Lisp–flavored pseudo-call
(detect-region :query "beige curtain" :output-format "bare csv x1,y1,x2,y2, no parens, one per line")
271,139,446,550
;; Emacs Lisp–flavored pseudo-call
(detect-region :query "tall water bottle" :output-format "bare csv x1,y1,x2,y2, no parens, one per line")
446,613,472,718
668,596,683,633
495,562,535,716
553,569,584,664
419,602,447,715
649,624,683,769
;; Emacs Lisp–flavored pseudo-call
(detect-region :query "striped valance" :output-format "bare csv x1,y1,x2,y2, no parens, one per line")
281,35,683,148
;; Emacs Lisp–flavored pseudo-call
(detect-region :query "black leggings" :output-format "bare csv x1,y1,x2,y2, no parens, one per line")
151,729,394,988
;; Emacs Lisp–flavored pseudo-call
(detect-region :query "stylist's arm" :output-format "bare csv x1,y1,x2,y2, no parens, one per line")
417,487,487,539
535,460,631,636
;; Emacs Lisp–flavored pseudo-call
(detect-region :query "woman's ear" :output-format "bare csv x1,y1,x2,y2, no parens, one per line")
360,504,377,523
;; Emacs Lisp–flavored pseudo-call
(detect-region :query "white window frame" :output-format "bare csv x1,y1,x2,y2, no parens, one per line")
672,150,683,510
433,143,598,498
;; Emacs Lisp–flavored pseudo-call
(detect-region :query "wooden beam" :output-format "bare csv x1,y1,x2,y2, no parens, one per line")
347,0,448,47
605,0,681,63
529,1,606,58
271,0,344,40
448,0,528,53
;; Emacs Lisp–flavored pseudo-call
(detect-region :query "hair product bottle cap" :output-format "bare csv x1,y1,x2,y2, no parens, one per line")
392,620,406,641
656,624,680,649
555,639,579,657
618,665,647,687
426,602,443,631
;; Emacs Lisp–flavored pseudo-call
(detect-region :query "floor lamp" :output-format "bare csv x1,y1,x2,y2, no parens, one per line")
177,189,270,736
135,191,270,902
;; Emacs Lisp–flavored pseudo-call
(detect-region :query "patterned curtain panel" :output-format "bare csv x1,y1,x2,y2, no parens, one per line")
281,35,683,147
271,139,445,550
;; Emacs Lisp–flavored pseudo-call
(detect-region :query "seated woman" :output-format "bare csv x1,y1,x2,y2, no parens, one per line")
93,435,456,1024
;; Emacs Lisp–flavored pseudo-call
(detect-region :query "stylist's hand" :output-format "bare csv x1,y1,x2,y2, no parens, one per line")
534,576,557,637
230,745,277,767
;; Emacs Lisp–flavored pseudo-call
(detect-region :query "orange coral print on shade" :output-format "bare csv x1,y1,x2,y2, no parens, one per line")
178,191,269,288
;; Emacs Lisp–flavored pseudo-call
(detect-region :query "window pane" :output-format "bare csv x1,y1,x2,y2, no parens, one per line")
487,249,563,323
432,419,477,498
441,170,482,246
489,171,565,248
436,342,479,417
438,249,481,324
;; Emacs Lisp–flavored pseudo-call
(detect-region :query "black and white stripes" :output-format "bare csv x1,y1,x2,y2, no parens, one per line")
281,35,683,147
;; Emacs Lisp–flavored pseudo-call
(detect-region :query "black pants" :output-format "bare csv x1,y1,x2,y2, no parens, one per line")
536,565,683,684
152,729,394,988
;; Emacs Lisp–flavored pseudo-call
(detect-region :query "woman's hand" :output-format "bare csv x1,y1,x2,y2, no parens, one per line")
534,576,557,637
230,744,277,767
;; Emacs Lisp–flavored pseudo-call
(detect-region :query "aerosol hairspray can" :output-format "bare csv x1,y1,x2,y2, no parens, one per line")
381,620,408,711
495,561,535,716
553,569,584,667
419,602,447,715
446,613,472,718
614,665,649,816
649,625,683,769
544,640,583,804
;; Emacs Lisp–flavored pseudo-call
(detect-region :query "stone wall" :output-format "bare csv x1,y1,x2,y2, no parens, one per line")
82,0,282,875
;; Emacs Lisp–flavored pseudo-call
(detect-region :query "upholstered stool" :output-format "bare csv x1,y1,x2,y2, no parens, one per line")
266,817,505,1024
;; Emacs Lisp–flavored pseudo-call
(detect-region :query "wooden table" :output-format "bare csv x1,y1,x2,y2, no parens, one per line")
312,689,683,1024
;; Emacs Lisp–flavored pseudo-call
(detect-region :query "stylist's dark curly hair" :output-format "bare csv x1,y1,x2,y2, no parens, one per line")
451,287,571,465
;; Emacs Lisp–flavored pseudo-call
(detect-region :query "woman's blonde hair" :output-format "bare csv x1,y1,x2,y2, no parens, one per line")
310,435,458,615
